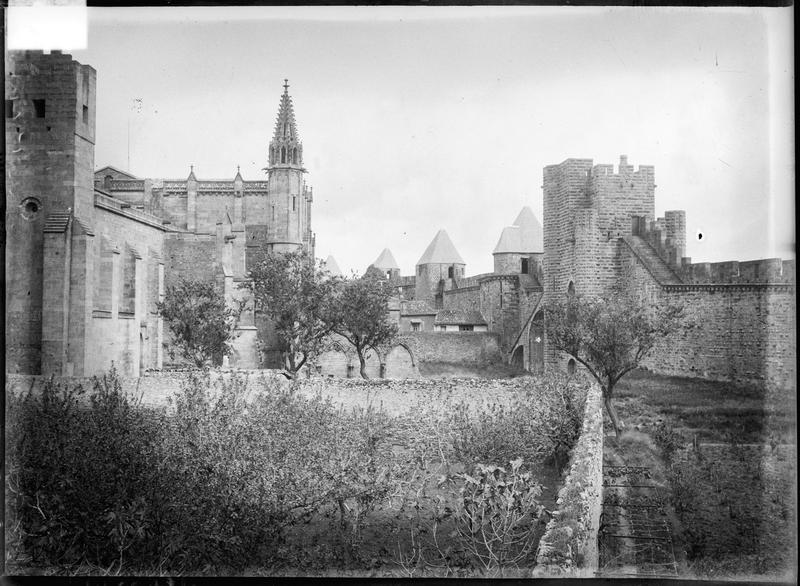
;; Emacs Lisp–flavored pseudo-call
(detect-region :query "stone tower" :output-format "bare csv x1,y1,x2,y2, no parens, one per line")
415,230,466,307
266,80,314,256
5,50,97,374
370,248,401,280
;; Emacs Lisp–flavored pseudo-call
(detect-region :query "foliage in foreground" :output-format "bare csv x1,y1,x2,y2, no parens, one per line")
5,371,588,576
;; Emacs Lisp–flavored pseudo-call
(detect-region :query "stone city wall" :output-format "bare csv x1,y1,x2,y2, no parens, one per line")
534,382,604,577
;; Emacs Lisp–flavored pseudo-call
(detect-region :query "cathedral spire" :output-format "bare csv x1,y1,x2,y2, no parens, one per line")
268,79,303,169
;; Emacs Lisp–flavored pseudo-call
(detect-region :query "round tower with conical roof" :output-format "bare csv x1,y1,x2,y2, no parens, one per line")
266,80,314,256
414,229,466,307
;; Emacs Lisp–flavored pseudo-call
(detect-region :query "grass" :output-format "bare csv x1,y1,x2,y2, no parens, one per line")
611,369,796,444
605,369,797,581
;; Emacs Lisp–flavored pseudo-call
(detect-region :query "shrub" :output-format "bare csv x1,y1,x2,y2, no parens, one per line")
5,369,163,572
653,419,683,462
453,459,546,573
451,376,586,472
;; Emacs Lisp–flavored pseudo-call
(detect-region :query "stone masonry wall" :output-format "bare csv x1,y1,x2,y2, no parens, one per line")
621,244,796,387
5,51,96,374
401,332,503,365
534,382,604,577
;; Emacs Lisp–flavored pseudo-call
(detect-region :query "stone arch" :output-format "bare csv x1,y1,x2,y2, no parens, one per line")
510,345,524,369
384,343,417,379
316,341,349,378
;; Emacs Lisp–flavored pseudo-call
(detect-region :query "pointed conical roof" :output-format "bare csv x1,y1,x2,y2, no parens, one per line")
493,207,543,253
416,229,465,266
513,206,543,252
234,165,243,181
372,248,400,270
493,225,522,254
272,80,299,142
187,164,197,181
322,255,342,277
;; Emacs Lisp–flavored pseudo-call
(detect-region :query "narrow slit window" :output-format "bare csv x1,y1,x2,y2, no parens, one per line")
82,105,88,124
272,205,275,221
33,99,45,118
5,100,13,119
292,196,296,211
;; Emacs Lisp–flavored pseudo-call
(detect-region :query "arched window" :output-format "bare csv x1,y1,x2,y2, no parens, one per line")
292,148,297,164
567,281,575,297
280,147,286,164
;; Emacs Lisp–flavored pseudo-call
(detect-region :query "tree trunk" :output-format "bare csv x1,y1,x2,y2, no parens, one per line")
358,352,369,379
604,396,625,438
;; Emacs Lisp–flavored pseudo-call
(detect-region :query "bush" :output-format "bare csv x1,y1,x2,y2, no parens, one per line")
6,371,588,575
451,376,586,472
5,369,164,572
652,419,683,462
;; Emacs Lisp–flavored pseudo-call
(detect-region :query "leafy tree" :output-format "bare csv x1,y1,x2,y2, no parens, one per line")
544,292,687,437
247,249,340,378
158,278,244,367
333,269,399,379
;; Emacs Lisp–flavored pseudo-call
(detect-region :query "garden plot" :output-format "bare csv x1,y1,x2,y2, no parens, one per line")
5,371,588,577
607,369,796,580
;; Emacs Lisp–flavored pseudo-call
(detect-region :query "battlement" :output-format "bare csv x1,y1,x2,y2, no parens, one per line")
632,210,686,271
678,257,795,284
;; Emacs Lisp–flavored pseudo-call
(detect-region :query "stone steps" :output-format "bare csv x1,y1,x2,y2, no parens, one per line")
623,235,682,285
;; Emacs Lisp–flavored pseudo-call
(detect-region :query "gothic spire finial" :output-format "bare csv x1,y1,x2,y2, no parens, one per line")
283,79,289,93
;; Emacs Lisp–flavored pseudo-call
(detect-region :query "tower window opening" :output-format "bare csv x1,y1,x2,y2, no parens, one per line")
521,258,529,274
292,147,297,164
272,205,276,221
292,196,296,211
5,100,13,119
33,99,45,118
281,147,286,164
448,266,454,279
82,104,88,124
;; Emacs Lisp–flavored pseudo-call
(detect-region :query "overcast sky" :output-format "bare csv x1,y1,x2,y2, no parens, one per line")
63,6,793,276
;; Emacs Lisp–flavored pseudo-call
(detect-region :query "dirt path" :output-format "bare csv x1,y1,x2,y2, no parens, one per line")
598,445,678,578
